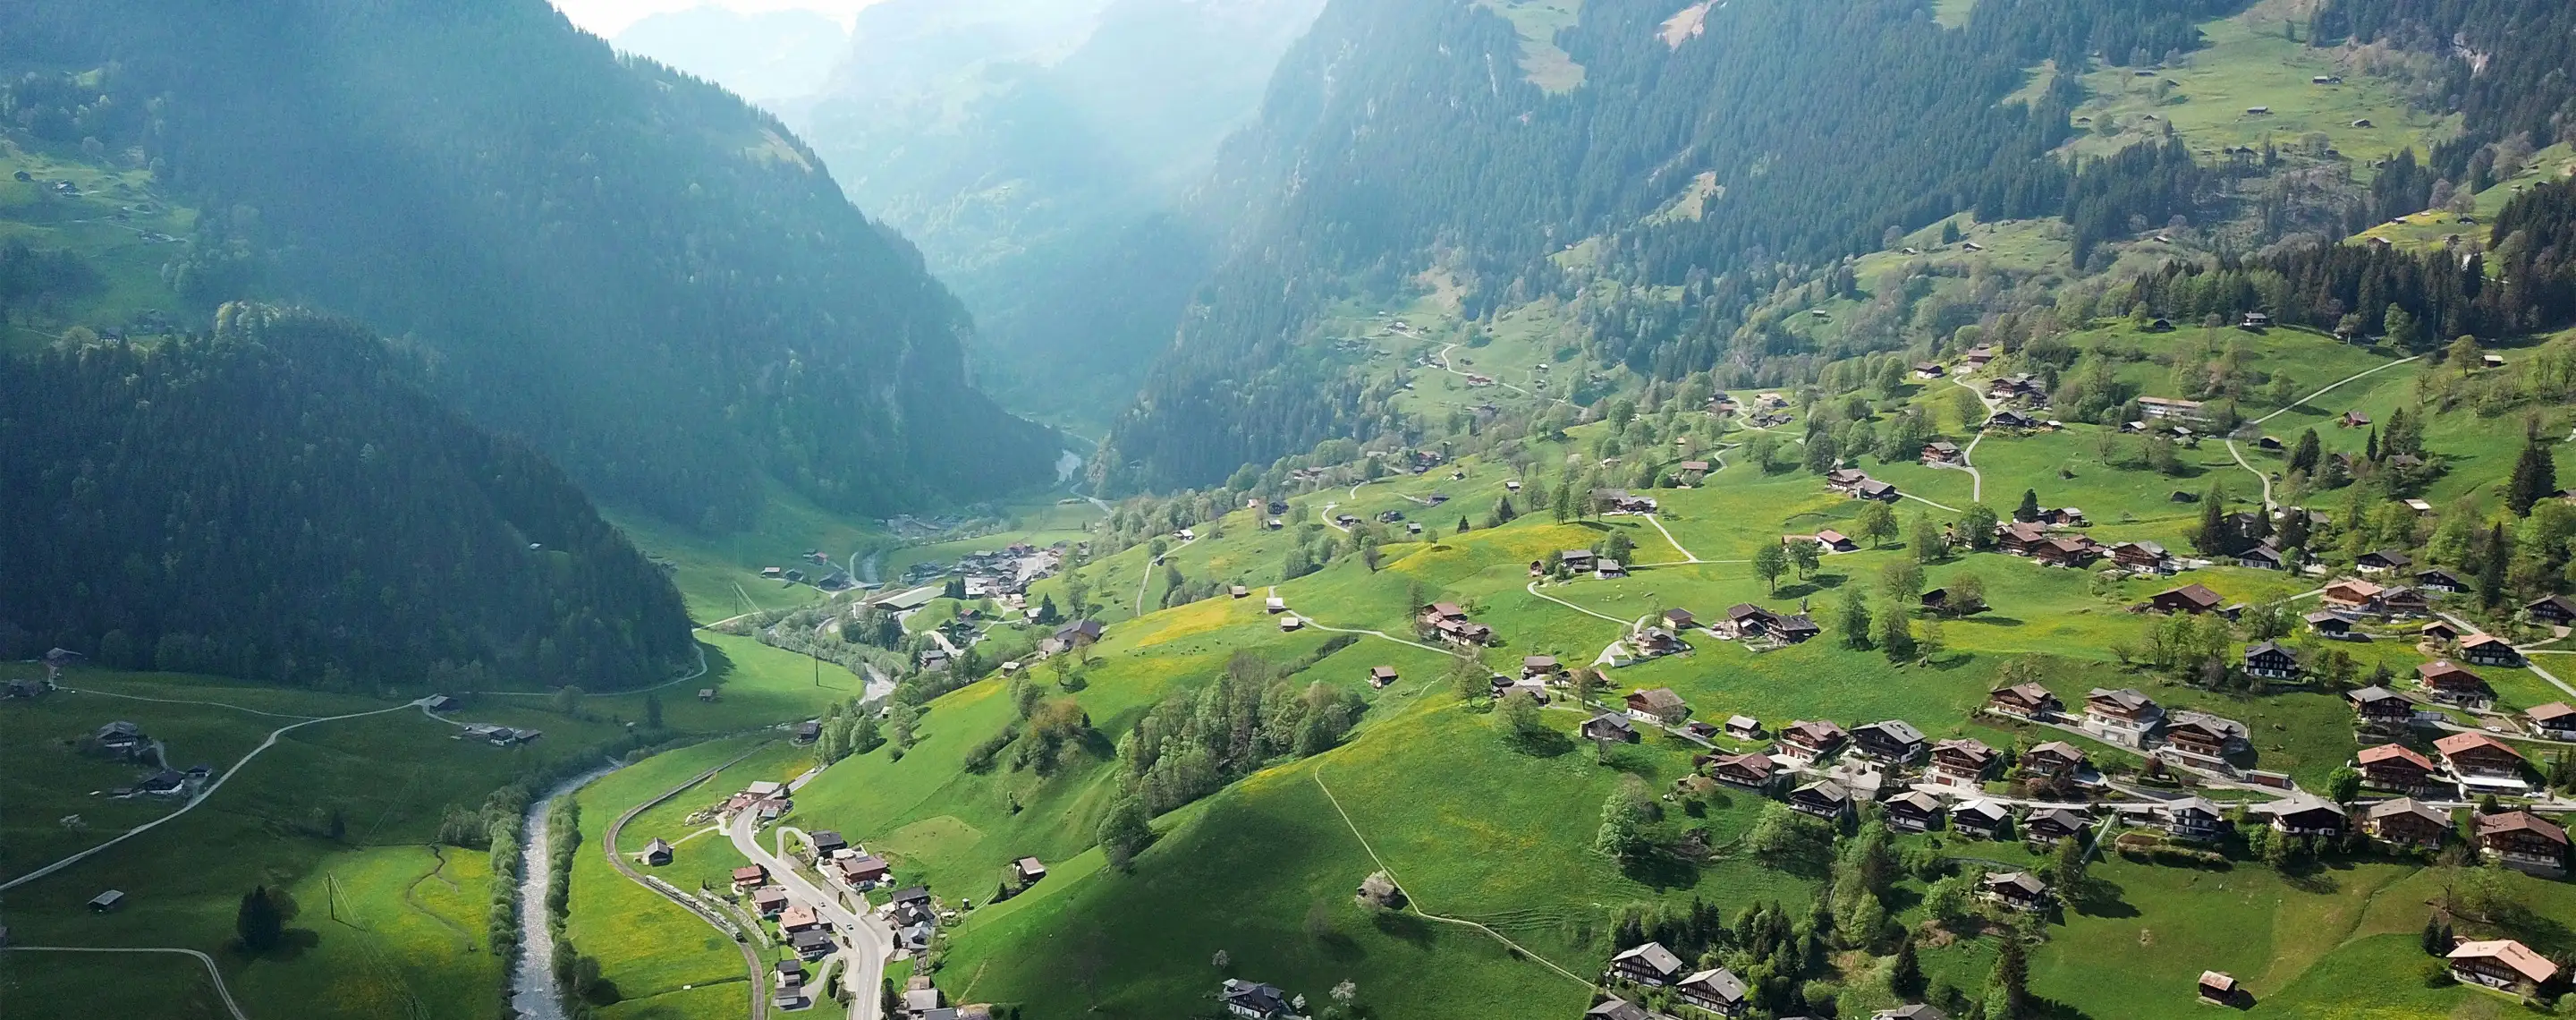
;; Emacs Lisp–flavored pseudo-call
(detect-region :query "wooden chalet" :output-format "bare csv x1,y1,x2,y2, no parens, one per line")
1674,968,1748,1017
731,864,769,890
2474,812,2568,878
2255,794,2346,837
1788,780,1853,820
2235,540,2290,571
1884,790,1944,832
2082,687,2163,746
2346,685,2413,730
1368,666,1400,688
1931,738,1999,784
2461,633,2520,667
1811,529,1858,552
2305,610,2353,639
1851,719,1928,763
2022,806,2090,845
1985,682,2061,720
2241,641,2300,680
2418,661,2495,709
2529,701,2576,741
2157,797,2225,840
2355,549,2413,574
2031,536,2097,567
1724,715,1764,740
2357,744,2441,794
1663,608,1698,631
2448,939,2559,997
1625,687,1687,722
2321,579,2385,613
2421,619,2462,643
640,837,674,867
1704,752,1778,791
1779,719,1846,759
1979,871,2052,912
2198,972,2242,1006
1921,440,1962,464
1996,521,2048,557
2435,732,2526,779
2110,540,2170,572
1609,941,1688,986
1951,800,2011,839
2163,712,2248,761
1581,714,1640,744
2364,797,2450,848
2148,583,2224,615
2021,740,2086,777
1522,655,1561,679
2414,567,2470,593
2526,594,2576,626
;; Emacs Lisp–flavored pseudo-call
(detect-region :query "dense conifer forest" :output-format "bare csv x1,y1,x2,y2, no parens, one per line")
1095,0,2241,493
0,0,1061,528
0,305,698,691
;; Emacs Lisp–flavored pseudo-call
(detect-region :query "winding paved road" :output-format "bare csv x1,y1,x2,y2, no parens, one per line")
728,811,891,1020
2224,353,2427,510
1,946,249,1020
602,745,777,1020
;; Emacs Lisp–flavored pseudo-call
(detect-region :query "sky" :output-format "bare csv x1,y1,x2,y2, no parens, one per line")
551,0,886,37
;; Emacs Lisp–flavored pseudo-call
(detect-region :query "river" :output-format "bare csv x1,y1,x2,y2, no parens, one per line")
508,762,620,1020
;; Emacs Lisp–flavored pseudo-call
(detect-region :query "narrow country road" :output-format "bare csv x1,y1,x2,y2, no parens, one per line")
2227,353,2427,510
1,946,249,1020
729,811,892,1020
602,746,775,1020
1950,375,1997,504
0,697,433,893
1643,514,1700,563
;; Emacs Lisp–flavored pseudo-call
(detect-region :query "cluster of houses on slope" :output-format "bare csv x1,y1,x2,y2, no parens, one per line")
455,722,544,747
1419,601,1497,647
1983,682,2255,769
1549,548,1631,580
725,862,840,964
2356,729,2562,816
1823,469,1900,503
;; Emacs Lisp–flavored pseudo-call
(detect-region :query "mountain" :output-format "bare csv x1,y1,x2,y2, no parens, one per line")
1092,0,2238,492
795,0,1327,430
0,305,698,692
0,0,1061,529
610,6,850,106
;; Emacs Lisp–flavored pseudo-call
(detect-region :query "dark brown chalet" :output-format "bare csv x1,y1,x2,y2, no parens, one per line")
2474,812,2568,878
1704,752,1778,791
2241,641,2300,680
1788,780,1852,820
2032,537,2097,567
2528,594,2576,626
1931,738,2000,784
2460,633,2520,667
2163,715,2246,761
2345,685,2412,731
1850,719,1928,763
2417,660,2494,710
1779,719,1846,760
2364,797,2450,848
1609,941,1688,987
1882,790,1944,832
2149,583,2224,615
2021,740,2086,777
2110,540,2170,572
2356,744,2441,794
1985,683,2061,721
1996,522,2049,557
2023,807,2090,845
1951,800,2011,839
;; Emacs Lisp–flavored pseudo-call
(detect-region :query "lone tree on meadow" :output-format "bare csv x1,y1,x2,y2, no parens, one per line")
236,885,284,953
1753,542,1789,593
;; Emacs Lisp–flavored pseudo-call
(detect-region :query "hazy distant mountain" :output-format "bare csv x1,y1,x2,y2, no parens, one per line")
612,5,850,104
794,0,1327,433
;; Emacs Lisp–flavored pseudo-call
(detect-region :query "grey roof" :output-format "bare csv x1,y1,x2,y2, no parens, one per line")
1613,940,1686,976
1859,719,1924,744
1983,871,2049,897
1679,967,1748,1004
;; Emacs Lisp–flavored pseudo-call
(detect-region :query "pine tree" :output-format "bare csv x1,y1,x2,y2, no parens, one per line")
2289,429,2322,475
1984,934,2031,1020
2014,489,2041,523
2479,523,2510,608
1840,589,1872,650
237,885,284,952
2506,428,2556,516
1893,931,1925,997
2193,486,2231,555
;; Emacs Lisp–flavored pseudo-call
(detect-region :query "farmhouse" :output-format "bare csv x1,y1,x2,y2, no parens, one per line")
2109,541,2170,572
2421,620,2462,643
1522,656,1561,679
2162,712,2249,761
2198,971,2241,1006
1979,871,2051,912
1368,666,1400,688
2355,549,2412,574
1985,682,2060,720
2473,812,2567,878
1724,715,1763,740
2305,611,2353,639
2365,798,2451,848
731,864,769,890
2417,661,2495,709
2321,579,2385,613
835,854,891,887
1921,441,1962,464
1810,530,1859,553
2357,744,2442,795
2447,939,2559,997
2148,584,2223,615
2136,396,2206,421
1610,941,1688,986
2235,541,2289,571
2415,567,2470,593
1663,608,1698,631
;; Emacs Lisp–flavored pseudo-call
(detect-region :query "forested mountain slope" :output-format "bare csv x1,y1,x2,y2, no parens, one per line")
797,0,1326,430
0,305,697,692
0,0,1060,529
1092,0,2241,492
